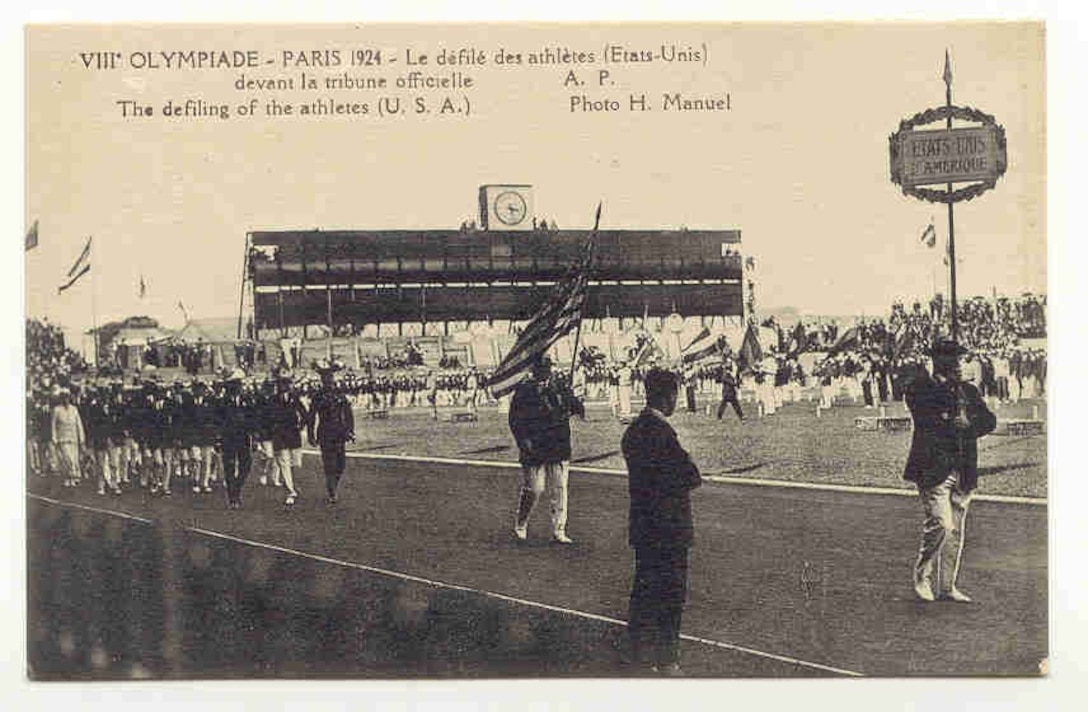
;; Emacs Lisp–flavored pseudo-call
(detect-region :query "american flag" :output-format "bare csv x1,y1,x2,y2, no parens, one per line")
487,205,599,398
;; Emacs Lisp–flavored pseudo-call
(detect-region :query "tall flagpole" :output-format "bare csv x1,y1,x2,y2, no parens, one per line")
90,237,99,368
944,49,959,345
568,201,601,384
325,231,333,360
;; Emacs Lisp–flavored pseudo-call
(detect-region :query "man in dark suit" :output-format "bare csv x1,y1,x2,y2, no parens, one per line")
308,360,355,504
903,339,997,603
622,367,703,675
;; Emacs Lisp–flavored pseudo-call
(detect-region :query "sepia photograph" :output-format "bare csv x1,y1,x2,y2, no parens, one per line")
13,4,1081,706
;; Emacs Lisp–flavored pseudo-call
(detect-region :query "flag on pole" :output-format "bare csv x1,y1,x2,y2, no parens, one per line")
139,275,148,299
891,326,916,364
920,221,937,248
680,327,721,367
826,325,861,356
631,332,666,370
488,209,598,398
737,322,764,373
177,300,190,323
25,220,39,251
58,236,92,293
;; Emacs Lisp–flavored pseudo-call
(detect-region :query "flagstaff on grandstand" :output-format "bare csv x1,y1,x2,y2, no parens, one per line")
58,236,92,294
488,203,600,398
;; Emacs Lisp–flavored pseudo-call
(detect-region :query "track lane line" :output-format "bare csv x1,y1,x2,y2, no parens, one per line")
316,450,1047,506
27,492,864,677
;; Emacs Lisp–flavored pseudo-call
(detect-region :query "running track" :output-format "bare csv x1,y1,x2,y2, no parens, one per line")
26,452,1047,677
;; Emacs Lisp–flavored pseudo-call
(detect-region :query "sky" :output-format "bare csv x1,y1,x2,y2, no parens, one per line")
23,21,1046,339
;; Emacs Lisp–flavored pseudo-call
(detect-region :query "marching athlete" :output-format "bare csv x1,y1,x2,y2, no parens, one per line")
270,372,308,506
217,369,256,509
508,355,585,544
307,361,355,504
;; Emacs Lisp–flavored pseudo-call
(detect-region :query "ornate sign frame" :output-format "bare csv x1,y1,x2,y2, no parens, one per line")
888,104,1008,204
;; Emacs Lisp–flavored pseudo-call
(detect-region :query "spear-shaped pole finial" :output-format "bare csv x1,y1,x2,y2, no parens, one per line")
943,48,953,94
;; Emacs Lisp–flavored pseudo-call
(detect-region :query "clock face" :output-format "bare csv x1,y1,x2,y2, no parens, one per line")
494,191,528,226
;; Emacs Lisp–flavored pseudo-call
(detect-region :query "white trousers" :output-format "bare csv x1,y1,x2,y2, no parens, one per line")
517,460,570,537
273,447,302,495
914,473,972,597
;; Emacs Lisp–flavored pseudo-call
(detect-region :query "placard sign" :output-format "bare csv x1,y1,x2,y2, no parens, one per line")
888,104,1007,204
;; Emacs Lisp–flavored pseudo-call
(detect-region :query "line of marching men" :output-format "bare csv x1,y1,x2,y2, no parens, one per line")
27,362,357,509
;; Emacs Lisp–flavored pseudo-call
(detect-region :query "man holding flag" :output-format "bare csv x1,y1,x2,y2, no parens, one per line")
490,203,598,544
508,354,585,544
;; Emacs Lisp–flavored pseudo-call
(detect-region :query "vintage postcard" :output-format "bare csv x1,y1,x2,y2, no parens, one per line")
23,18,1053,694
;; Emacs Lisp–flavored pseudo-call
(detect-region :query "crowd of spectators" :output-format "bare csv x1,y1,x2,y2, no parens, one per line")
27,318,89,394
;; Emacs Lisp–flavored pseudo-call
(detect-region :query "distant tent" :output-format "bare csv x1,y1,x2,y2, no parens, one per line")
173,317,240,344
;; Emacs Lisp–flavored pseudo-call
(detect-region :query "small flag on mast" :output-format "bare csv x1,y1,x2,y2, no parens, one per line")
139,275,147,299
920,221,937,248
58,237,92,293
25,220,39,251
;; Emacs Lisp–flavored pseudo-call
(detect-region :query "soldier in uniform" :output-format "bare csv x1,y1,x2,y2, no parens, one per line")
307,361,355,504
903,339,997,603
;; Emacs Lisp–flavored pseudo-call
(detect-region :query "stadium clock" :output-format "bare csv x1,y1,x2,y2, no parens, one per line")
493,190,529,226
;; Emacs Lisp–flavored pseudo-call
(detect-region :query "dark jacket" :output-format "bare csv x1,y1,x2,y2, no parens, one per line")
622,409,703,549
270,392,307,451
308,389,354,448
80,396,111,450
217,390,257,451
509,376,585,467
903,374,996,492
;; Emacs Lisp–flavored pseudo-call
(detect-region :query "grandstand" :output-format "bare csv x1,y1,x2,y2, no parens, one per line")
240,185,744,340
